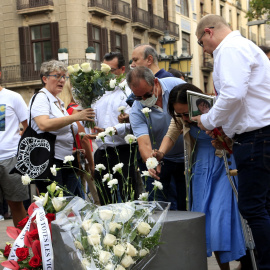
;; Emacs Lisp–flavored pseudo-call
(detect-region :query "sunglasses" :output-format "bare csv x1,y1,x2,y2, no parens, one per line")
175,112,189,118
197,27,214,47
134,86,154,101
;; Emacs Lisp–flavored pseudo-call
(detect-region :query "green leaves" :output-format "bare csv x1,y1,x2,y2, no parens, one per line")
246,0,270,21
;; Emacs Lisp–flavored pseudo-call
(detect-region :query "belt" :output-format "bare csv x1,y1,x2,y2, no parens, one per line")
233,125,270,140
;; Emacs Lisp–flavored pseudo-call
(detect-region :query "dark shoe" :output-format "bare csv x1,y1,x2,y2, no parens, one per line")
4,213,12,220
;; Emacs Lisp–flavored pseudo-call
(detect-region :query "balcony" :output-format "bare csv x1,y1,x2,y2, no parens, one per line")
17,0,54,15
201,53,213,72
0,60,101,87
149,14,165,36
236,0,242,9
111,0,131,24
168,21,179,39
132,7,150,30
88,0,112,17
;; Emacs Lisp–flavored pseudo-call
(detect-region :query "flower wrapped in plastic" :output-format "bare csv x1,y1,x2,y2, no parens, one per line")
52,197,170,270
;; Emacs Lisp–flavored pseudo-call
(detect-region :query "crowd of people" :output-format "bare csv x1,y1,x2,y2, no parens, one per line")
1,14,270,270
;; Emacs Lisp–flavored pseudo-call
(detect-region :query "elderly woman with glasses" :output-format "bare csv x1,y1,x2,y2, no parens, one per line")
150,83,247,270
29,60,94,195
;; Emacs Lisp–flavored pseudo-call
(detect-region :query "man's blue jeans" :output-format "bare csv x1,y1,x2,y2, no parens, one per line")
233,126,270,270
141,159,186,211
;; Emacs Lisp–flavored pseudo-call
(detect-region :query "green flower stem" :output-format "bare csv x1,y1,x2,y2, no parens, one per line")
145,116,155,145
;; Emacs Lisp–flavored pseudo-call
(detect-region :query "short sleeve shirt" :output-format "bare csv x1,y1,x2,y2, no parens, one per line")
29,88,78,160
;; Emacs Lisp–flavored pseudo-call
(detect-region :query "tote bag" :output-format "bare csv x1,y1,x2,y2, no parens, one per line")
10,92,56,179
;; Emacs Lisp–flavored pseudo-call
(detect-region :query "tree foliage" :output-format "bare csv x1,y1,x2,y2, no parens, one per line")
246,0,270,21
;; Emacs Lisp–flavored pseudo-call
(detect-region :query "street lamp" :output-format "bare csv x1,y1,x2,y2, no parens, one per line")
159,30,176,57
178,49,193,78
158,48,171,71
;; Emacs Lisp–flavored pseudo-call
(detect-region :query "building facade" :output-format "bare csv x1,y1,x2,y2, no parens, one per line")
0,0,267,103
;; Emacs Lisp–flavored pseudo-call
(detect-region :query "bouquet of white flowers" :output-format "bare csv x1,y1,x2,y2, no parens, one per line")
68,63,125,128
52,197,170,270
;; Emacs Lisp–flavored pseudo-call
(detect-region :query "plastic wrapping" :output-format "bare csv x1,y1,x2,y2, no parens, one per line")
52,197,170,270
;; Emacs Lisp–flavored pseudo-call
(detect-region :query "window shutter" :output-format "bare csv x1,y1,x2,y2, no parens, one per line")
51,22,60,60
110,30,116,52
121,34,129,71
87,22,94,46
19,26,32,64
101,28,108,59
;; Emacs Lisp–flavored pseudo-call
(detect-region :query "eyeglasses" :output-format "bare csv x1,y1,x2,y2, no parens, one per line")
47,74,69,81
197,27,214,47
133,86,154,101
175,112,189,118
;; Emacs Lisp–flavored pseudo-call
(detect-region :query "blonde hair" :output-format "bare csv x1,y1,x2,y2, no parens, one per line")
57,79,75,109
196,14,229,36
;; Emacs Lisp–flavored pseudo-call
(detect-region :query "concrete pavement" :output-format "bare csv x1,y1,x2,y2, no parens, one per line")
0,218,240,270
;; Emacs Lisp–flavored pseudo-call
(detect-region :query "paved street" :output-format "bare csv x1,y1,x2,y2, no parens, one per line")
0,219,240,270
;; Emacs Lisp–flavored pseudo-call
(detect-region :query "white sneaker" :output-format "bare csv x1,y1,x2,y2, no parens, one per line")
0,215,4,221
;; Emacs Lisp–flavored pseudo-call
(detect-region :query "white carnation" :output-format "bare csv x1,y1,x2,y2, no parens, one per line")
112,163,124,174
95,164,106,171
116,265,125,270
141,107,152,114
108,179,118,189
96,131,107,141
141,171,150,177
21,174,31,185
105,127,116,136
50,164,57,176
138,192,149,201
152,180,163,190
124,134,137,144
63,155,75,164
102,173,113,183
118,106,126,112
146,157,158,169
74,240,84,250
139,248,149,257
67,65,75,74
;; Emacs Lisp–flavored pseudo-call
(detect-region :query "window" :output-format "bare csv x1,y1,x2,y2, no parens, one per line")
176,0,180,13
220,5,224,17
182,32,190,55
31,24,52,69
180,0,189,17
92,26,101,61
134,38,141,47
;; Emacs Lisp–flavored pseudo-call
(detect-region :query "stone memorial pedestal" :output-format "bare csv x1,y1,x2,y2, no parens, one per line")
143,211,207,270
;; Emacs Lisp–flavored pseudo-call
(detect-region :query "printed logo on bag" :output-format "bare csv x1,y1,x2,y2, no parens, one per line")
15,137,51,178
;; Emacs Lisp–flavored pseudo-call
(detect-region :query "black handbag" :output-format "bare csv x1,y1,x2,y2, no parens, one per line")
10,92,56,179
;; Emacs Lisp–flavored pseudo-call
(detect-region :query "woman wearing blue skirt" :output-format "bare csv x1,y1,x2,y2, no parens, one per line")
151,83,246,269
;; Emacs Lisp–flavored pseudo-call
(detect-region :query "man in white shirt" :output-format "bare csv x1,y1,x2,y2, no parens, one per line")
91,52,137,205
193,14,270,269
0,71,29,226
